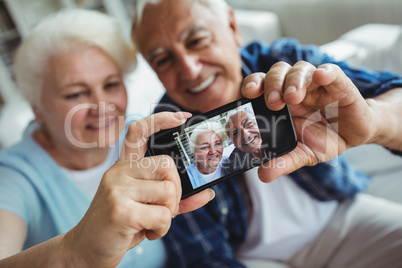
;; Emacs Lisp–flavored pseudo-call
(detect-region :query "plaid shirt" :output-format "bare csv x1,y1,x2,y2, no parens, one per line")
155,38,402,268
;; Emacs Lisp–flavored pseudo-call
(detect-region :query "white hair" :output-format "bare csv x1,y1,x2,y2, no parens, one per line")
131,0,230,46
188,121,227,154
226,105,255,123
225,105,256,134
14,8,137,106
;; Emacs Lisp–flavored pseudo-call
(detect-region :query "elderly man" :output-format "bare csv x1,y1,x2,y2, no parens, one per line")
132,0,402,267
224,108,267,175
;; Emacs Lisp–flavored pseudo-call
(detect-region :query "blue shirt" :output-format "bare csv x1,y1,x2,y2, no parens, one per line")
0,127,167,268
187,156,229,188
156,38,402,267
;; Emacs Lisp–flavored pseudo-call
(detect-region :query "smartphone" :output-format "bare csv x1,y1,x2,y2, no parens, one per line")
148,95,297,199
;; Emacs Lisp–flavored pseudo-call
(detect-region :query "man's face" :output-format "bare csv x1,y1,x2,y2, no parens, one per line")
226,111,262,153
136,0,243,113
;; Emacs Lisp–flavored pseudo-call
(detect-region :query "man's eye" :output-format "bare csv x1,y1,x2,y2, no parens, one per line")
188,38,202,47
155,56,172,68
187,35,210,49
244,121,254,128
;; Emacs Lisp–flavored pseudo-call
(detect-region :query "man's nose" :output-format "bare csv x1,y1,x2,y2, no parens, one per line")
241,128,251,143
177,53,202,80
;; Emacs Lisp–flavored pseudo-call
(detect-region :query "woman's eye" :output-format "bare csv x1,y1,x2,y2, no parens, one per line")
105,82,120,90
66,91,88,100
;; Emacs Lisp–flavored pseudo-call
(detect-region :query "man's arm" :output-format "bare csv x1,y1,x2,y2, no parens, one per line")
241,61,402,182
365,87,402,151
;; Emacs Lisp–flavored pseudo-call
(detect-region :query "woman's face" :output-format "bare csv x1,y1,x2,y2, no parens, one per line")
193,131,223,173
35,47,127,150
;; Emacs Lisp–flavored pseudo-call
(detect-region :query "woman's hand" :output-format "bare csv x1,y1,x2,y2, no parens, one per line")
63,112,213,267
241,61,377,182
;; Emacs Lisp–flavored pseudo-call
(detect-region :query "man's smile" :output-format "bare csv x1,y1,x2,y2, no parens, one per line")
188,74,216,94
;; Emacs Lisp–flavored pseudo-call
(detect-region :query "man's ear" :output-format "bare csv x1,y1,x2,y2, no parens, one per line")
228,9,243,47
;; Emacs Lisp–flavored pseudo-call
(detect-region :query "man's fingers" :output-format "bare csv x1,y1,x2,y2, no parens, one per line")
282,61,315,105
120,111,191,161
263,61,291,110
177,189,215,215
257,147,308,183
241,72,266,99
313,64,361,107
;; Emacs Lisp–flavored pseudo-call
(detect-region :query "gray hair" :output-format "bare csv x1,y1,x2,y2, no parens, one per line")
131,0,230,47
14,8,137,106
188,121,227,154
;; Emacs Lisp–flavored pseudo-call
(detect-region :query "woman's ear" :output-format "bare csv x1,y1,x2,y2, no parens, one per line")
32,106,45,123
227,9,243,47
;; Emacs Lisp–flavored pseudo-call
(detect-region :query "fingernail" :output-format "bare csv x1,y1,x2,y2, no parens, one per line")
317,64,330,72
285,86,296,95
267,91,281,103
245,81,257,91
172,205,180,219
208,189,215,201
174,112,192,121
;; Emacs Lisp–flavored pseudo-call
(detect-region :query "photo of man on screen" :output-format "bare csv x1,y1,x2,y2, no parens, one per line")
224,105,268,175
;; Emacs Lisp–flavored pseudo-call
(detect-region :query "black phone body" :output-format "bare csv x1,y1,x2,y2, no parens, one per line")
148,95,297,199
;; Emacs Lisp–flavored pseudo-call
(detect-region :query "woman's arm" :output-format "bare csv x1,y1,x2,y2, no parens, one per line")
0,112,213,268
0,210,70,267
0,210,27,260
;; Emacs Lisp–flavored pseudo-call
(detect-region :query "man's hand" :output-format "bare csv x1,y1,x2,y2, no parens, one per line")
241,61,378,182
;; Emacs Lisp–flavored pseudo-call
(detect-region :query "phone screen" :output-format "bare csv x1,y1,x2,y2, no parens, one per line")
148,95,297,198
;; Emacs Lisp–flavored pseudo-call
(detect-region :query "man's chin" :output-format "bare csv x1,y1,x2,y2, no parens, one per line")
240,146,259,154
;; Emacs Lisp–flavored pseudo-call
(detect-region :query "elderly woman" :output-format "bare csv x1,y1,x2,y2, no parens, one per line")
224,108,267,174
186,121,228,188
0,9,211,267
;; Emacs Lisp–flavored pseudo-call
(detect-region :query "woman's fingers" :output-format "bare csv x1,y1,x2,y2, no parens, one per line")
105,155,181,214
120,111,191,161
127,202,173,240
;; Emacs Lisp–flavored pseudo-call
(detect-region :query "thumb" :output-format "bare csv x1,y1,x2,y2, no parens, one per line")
119,111,191,161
